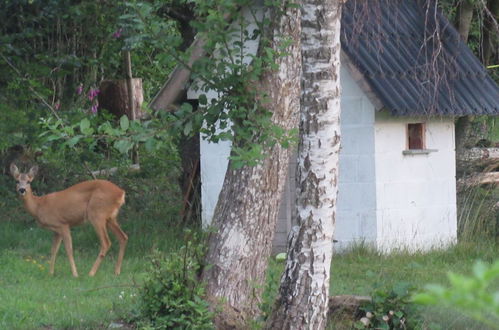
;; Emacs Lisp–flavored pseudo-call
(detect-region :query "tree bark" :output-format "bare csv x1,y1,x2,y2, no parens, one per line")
482,0,499,66
454,0,474,153
267,1,342,329
200,3,302,328
98,79,144,120
455,0,474,42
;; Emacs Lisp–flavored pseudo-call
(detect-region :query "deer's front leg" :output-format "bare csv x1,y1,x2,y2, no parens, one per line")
49,232,63,275
60,226,78,277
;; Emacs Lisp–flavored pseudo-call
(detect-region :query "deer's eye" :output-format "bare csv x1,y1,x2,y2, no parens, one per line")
27,181,31,184
15,181,19,184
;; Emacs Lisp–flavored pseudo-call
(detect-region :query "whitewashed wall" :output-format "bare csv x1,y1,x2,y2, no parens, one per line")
333,66,377,249
373,114,457,251
273,65,378,252
194,25,457,252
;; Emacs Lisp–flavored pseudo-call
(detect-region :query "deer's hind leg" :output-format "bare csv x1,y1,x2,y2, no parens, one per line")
107,217,128,275
88,214,112,277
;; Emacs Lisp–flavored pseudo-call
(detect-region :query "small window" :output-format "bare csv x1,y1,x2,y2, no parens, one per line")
407,123,425,150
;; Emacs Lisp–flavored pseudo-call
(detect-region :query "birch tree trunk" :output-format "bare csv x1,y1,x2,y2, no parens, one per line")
266,1,342,329
201,3,301,328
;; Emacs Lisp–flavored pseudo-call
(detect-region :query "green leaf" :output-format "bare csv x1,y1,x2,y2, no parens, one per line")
114,139,133,154
81,126,94,136
198,94,208,105
473,261,488,281
45,134,61,142
145,138,158,152
412,293,438,305
65,136,81,148
79,118,90,132
183,121,193,136
120,115,130,131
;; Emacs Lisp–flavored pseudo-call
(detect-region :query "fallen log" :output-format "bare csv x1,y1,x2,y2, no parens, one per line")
458,171,499,187
458,147,499,162
457,148,499,177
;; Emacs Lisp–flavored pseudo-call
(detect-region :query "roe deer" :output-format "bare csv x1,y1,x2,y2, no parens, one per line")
10,163,128,277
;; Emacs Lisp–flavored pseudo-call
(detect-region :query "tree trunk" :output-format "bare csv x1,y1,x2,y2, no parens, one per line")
454,0,474,153
98,79,144,120
200,3,302,328
482,0,499,66
266,1,342,329
456,0,474,42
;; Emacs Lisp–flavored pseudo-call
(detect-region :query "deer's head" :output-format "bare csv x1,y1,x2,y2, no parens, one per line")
10,163,38,196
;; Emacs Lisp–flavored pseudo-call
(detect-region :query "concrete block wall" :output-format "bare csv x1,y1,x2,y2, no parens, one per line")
374,115,457,251
195,52,457,253
334,66,377,249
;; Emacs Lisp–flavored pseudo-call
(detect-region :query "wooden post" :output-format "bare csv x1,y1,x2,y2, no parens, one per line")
123,51,139,164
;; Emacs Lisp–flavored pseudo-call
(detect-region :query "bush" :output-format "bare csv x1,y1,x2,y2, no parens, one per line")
413,260,499,329
356,282,423,329
135,231,214,329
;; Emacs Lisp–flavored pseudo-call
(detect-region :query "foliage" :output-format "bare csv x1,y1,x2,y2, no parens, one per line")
0,0,181,169
0,103,42,153
355,282,423,329
413,259,499,329
39,110,176,160
122,0,299,168
0,0,179,105
134,231,214,329
323,241,499,329
256,257,284,324
1,1,123,104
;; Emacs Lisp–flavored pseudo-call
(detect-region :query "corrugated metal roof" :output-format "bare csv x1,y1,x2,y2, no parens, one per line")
341,0,499,116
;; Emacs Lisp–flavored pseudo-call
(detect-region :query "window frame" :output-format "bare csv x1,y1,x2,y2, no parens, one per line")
403,122,438,155
407,122,426,150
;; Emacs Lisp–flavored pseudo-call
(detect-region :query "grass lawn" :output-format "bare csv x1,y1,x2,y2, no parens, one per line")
0,215,184,330
1,212,498,329
265,242,499,330
329,243,498,329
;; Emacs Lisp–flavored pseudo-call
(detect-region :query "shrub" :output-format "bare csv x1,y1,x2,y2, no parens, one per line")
413,260,499,329
356,282,423,329
135,231,214,329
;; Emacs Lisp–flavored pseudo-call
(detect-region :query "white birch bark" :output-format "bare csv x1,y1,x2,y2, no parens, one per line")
267,0,342,329
201,2,302,328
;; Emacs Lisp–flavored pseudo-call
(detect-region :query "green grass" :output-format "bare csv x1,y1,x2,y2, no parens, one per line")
2,213,498,329
330,242,498,296
0,217,186,330
328,243,498,329
265,242,499,329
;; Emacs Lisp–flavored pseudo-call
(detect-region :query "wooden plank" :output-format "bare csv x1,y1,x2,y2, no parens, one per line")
459,171,499,186
150,37,208,111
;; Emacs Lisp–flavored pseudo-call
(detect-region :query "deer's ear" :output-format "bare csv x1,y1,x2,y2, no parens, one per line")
10,163,20,179
28,165,39,179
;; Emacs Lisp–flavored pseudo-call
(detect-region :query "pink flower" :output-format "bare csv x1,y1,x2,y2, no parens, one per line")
113,28,123,39
76,84,83,95
54,102,61,110
91,102,99,114
87,88,100,101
